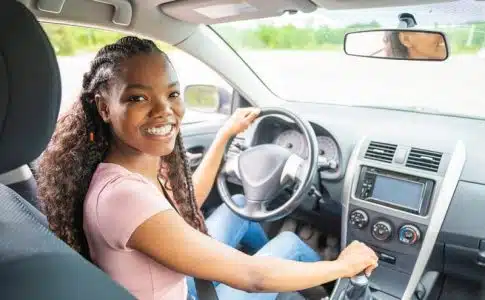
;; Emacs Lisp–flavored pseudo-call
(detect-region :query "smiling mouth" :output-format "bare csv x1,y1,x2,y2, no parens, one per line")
145,124,175,137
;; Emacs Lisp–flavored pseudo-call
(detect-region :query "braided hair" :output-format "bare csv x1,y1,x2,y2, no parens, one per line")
37,36,207,259
384,31,409,58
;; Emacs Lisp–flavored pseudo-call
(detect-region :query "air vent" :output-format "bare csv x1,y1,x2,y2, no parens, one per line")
364,141,397,163
406,148,442,172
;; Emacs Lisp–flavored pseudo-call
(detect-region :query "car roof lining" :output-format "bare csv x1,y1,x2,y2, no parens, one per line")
20,0,459,36
159,0,458,24
19,0,199,46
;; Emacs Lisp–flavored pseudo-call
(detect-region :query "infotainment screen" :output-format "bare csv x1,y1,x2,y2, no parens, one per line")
371,175,424,211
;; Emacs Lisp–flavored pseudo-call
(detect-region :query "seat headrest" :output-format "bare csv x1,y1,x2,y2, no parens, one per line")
0,1,61,174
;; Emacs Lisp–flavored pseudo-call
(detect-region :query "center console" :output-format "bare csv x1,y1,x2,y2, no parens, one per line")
331,138,466,300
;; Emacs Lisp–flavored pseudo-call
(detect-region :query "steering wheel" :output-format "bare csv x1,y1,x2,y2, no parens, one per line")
217,107,319,222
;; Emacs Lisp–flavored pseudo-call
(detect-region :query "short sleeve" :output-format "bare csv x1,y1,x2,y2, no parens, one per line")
96,175,172,250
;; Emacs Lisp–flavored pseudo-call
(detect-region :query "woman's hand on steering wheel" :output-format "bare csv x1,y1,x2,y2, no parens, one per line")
219,107,261,139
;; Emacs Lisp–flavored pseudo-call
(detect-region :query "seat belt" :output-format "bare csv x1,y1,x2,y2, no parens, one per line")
194,278,219,300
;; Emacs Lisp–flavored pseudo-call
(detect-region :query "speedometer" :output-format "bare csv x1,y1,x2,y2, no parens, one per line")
273,130,308,159
317,136,339,162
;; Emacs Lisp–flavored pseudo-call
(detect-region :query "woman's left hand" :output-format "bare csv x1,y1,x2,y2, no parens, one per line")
219,107,261,139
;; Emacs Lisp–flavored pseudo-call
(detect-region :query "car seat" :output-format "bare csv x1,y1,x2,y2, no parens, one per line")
0,1,135,299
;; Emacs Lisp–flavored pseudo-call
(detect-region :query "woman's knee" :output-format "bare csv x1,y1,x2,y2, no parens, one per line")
211,194,246,218
272,231,302,248
214,194,245,218
271,231,320,262
231,194,246,208
257,231,303,255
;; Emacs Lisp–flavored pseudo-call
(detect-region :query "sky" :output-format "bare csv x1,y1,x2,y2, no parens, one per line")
222,0,485,28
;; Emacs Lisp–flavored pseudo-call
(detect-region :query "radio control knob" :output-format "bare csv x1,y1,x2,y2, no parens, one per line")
372,220,393,241
349,209,369,229
399,224,421,245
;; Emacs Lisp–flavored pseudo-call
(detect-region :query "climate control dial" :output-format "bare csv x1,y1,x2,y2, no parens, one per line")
372,220,393,241
349,209,369,229
399,224,421,245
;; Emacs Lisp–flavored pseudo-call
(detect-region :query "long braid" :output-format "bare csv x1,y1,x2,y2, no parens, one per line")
159,136,208,233
37,36,207,260
178,136,208,232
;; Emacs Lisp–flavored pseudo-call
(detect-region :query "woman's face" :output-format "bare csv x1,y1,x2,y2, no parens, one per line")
96,53,184,158
399,32,446,59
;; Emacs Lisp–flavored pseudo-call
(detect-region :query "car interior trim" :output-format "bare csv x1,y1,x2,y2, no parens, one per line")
0,165,34,186
402,140,466,299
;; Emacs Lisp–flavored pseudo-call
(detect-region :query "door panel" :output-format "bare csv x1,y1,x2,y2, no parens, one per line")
181,118,227,168
181,117,227,214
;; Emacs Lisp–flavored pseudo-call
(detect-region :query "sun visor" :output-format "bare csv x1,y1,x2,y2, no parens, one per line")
159,0,317,24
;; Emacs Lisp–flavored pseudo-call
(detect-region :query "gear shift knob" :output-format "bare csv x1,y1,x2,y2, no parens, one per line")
338,272,373,300
350,273,369,287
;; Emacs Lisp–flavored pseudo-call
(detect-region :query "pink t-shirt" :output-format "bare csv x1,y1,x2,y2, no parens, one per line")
83,162,188,300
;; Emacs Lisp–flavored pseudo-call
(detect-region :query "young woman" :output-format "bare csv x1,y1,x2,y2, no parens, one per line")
37,36,378,300
384,31,446,60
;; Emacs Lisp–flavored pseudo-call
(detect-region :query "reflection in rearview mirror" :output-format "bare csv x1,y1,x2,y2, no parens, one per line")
344,29,448,61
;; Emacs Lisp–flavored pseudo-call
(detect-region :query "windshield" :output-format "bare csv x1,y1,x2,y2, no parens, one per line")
212,2,485,119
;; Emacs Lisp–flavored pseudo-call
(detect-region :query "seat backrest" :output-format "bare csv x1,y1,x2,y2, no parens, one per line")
0,1,135,299
0,165,39,209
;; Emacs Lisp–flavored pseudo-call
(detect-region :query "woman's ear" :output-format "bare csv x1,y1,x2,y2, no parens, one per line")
399,32,413,49
95,94,110,123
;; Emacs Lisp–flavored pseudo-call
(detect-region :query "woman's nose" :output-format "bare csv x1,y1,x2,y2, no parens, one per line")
151,98,174,117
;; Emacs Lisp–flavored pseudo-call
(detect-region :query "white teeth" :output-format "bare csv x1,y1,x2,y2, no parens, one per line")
146,124,173,136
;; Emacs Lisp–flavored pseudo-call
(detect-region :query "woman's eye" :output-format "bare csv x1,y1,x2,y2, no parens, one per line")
169,91,180,99
128,95,147,102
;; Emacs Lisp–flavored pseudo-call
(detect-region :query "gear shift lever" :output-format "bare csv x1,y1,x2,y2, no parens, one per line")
338,273,373,300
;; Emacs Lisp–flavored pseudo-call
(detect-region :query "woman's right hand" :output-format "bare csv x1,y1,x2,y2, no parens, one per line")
336,240,379,278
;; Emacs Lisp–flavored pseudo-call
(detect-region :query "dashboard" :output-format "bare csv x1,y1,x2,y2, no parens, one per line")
273,101,485,298
218,103,485,298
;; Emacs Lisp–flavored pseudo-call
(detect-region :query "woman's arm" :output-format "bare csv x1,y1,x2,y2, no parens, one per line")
192,107,260,208
128,210,378,293
192,131,230,208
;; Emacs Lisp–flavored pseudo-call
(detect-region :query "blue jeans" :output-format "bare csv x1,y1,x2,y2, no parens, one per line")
187,194,321,300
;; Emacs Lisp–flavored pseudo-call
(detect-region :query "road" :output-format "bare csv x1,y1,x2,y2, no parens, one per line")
57,50,485,120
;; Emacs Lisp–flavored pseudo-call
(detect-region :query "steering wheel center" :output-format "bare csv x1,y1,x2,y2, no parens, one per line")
238,144,292,202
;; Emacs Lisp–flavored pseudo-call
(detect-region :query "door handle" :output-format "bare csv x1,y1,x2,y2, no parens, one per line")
477,251,485,267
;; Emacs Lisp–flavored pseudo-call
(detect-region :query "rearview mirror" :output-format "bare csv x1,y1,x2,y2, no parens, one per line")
184,85,221,113
344,29,448,61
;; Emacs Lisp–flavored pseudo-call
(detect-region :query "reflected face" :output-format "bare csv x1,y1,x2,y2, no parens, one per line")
399,32,446,59
96,53,184,158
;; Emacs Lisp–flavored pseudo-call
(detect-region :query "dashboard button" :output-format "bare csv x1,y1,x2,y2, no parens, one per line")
378,252,396,264
398,224,421,245
349,209,369,229
371,220,393,241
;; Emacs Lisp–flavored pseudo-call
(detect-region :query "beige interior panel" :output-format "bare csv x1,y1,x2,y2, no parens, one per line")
160,0,317,24
23,0,197,45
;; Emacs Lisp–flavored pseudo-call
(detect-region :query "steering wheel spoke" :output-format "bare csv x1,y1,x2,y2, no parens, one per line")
222,154,241,180
241,200,268,218
280,154,307,185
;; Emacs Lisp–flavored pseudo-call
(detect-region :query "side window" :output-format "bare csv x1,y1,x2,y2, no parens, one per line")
41,23,233,120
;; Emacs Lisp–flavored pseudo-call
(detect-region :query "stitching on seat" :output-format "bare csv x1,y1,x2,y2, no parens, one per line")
0,184,48,228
